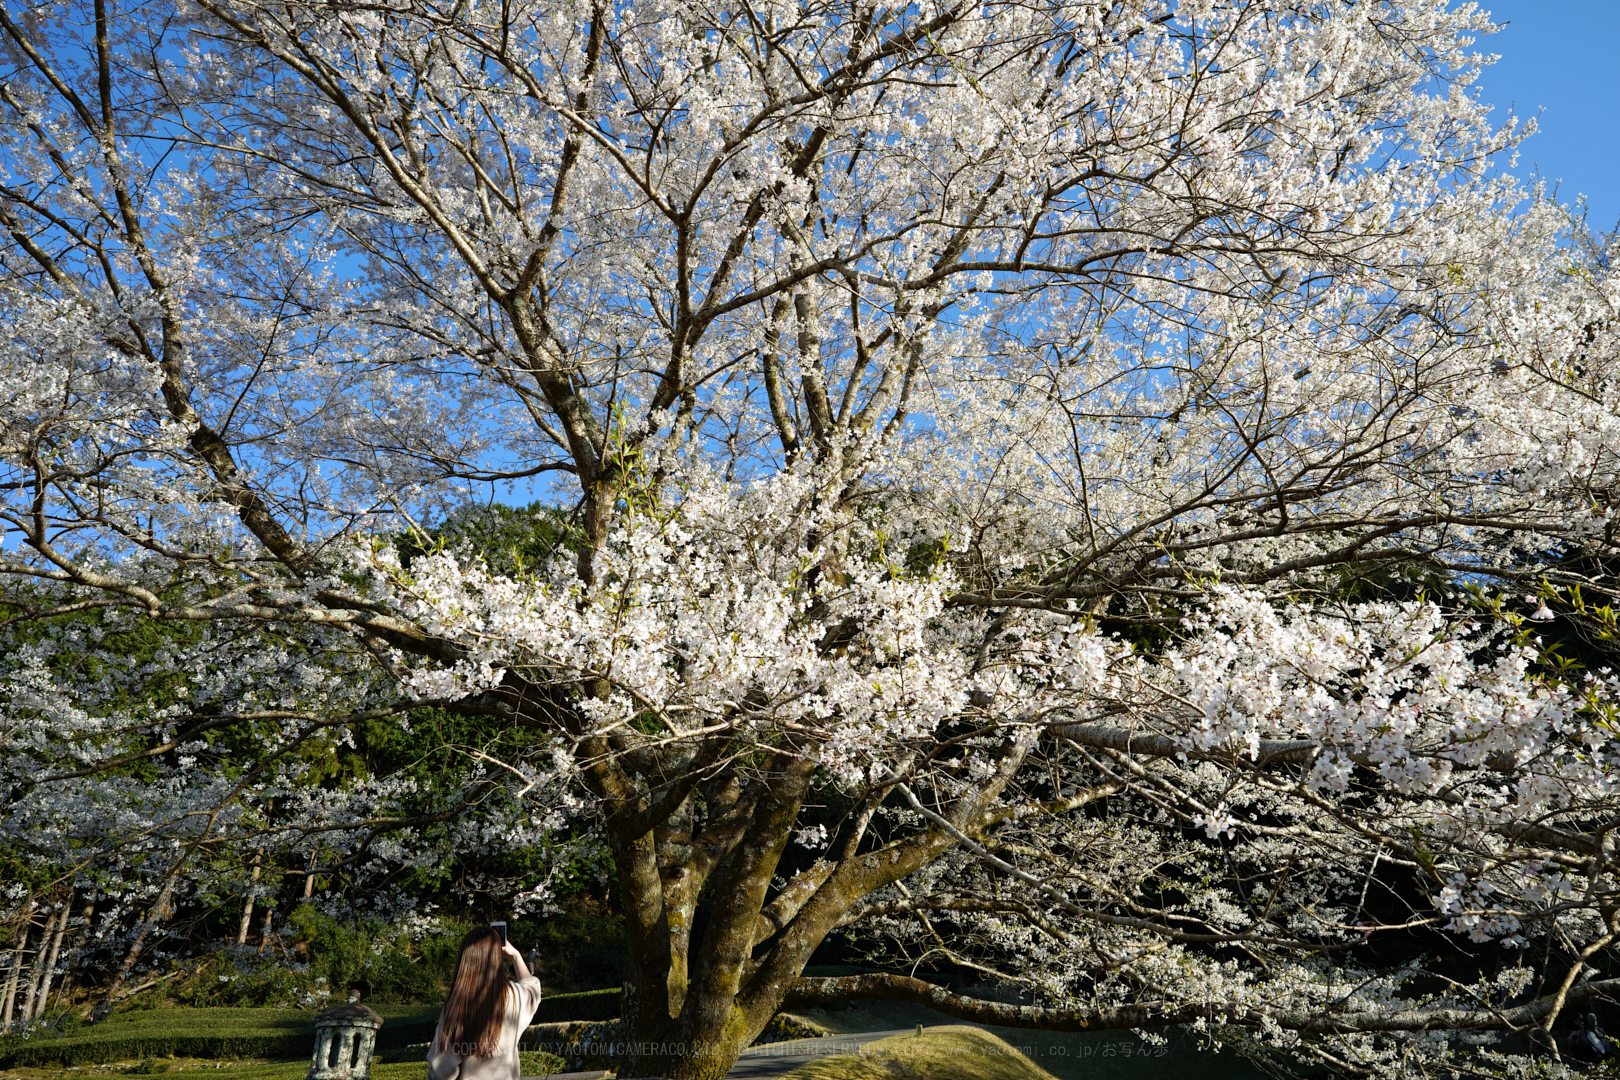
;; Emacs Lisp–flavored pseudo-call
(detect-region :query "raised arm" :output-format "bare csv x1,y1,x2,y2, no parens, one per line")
501,940,532,982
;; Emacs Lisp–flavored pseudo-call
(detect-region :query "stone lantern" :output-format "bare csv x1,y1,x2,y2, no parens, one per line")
308,997,385,1080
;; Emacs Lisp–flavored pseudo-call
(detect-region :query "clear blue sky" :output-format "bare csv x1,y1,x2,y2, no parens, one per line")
1471,0,1620,233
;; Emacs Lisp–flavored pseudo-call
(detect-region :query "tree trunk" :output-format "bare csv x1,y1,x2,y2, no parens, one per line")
54,893,94,1018
33,891,72,1020
20,902,61,1023
609,756,841,1080
236,854,261,945
90,874,176,1022
591,725,1033,1079
0,952,17,1031
0,898,31,1030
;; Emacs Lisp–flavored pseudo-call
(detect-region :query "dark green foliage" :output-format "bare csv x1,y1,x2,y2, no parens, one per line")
288,908,455,1005
524,913,628,993
533,988,621,1023
395,503,577,578
174,909,626,1008
171,909,465,1008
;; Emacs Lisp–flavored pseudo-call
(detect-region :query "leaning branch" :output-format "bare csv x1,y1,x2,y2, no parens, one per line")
785,973,1620,1034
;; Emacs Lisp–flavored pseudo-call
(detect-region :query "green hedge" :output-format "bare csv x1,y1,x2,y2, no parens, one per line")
0,1007,321,1069
0,991,622,1068
533,987,618,1023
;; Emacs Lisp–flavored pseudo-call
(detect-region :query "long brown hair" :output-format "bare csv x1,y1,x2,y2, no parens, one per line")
436,927,507,1058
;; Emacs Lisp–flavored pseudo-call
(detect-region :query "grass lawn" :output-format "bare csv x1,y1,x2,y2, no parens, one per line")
782,1026,1060,1080
786,1003,1272,1080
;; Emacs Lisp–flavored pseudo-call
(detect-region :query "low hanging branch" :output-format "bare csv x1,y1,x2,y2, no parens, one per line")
786,973,1620,1035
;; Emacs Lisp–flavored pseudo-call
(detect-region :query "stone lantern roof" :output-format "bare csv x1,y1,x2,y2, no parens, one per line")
308,996,385,1080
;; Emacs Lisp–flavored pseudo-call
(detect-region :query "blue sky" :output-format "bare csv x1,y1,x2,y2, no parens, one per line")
1472,0,1620,233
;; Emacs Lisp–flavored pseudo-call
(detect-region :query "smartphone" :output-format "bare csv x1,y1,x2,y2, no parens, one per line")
491,921,507,946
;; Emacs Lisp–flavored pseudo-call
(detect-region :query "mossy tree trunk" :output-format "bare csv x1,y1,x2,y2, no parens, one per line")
552,723,1042,1080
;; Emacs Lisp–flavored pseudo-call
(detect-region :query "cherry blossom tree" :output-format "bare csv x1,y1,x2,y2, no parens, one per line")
4,0,1620,1075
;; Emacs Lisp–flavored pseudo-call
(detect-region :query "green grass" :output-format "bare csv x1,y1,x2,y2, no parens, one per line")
776,1055,893,1080
783,1026,1061,1080
785,1003,1271,1080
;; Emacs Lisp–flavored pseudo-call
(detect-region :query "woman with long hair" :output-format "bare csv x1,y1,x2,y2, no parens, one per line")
427,927,542,1080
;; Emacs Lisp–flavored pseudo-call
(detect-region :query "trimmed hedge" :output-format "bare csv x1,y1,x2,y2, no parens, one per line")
0,990,622,1068
0,1007,324,1069
534,987,618,1023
